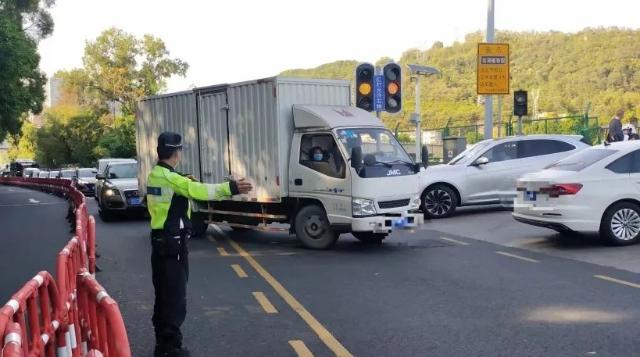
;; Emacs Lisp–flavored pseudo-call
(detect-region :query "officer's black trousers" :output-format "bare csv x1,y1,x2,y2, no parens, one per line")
151,234,189,349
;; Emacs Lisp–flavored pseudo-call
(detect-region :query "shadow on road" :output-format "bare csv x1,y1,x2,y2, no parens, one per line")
527,232,609,250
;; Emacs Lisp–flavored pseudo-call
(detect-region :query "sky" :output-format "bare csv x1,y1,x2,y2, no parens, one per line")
38,0,640,93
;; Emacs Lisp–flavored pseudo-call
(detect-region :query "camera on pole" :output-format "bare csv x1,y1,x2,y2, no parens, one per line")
514,90,528,117
355,63,375,112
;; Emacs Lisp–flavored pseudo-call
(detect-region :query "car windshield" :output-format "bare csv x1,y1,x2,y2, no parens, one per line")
78,168,96,177
448,141,492,165
336,128,412,163
546,148,617,171
60,170,75,178
108,163,137,179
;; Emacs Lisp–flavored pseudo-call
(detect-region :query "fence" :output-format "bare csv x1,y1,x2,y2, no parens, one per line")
0,177,130,357
398,115,602,160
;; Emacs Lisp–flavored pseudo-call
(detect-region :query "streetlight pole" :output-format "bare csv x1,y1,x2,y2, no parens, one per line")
484,0,495,139
408,64,440,163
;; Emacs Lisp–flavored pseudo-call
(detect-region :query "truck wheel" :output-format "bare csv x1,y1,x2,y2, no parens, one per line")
191,212,209,238
422,184,457,219
601,202,640,246
352,232,387,244
294,205,337,249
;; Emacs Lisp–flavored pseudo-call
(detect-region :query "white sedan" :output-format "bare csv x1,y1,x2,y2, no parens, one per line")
513,140,640,245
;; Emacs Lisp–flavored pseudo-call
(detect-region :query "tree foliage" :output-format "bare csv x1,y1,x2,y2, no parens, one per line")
74,28,189,115
94,115,136,159
0,0,54,141
281,28,640,130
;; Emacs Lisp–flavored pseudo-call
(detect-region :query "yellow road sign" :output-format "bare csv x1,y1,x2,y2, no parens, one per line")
477,43,509,95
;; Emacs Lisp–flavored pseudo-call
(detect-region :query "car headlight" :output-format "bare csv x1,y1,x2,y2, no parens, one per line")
410,194,421,209
105,188,119,197
352,198,377,217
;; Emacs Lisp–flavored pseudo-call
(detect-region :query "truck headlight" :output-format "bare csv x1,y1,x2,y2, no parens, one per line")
411,194,421,209
352,198,376,217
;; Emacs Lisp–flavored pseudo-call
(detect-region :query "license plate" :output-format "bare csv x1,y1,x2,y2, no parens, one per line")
393,218,407,228
128,197,141,205
525,191,537,201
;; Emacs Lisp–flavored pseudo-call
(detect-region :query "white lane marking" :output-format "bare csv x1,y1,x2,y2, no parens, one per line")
496,251,540,263
594,275,640,289
440,236,470,245
0,202,65,208
29,198,40,204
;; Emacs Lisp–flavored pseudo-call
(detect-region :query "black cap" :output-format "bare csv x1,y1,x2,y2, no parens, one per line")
157,132,183,150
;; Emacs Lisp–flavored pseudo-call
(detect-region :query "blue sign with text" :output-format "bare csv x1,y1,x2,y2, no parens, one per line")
373,75,385,112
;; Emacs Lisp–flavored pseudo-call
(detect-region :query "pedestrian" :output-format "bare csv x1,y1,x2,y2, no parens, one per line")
608,109,625,142
147,132,252,357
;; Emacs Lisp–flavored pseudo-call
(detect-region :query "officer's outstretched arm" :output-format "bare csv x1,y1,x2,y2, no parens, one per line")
165,171,239,201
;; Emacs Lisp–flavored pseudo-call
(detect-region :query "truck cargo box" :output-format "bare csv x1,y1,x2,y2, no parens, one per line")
136,77,350,202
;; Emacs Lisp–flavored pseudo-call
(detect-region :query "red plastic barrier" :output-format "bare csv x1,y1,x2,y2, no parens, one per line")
1,323,22,357
0,272,62,357
0,177,131,356
77,271,131,357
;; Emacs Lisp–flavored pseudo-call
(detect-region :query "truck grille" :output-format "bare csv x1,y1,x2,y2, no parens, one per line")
378,199,410,209
124,190,139,198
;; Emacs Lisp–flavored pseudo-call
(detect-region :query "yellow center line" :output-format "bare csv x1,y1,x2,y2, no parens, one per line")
217,247,230,256
440,236,470,245
594,275,640,289
252,291,278,314
227,238,353,357
496,251,539,263
231,264,248,278
289,340,314,357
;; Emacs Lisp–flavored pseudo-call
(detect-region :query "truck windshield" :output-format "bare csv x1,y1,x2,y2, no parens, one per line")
336,128,415,178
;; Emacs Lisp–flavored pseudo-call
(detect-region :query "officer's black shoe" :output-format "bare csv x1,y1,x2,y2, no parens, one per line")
165,347,191,357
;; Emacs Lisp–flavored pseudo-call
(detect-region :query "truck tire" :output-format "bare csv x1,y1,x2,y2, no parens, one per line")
352,232,387,244
294,205,337,249
191,212,209,238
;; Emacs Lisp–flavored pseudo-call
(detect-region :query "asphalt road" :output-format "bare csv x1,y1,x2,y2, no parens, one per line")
0,185,71,300
3,188,640,356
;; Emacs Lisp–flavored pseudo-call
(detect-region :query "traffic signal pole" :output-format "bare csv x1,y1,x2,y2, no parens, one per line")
484,0,495,139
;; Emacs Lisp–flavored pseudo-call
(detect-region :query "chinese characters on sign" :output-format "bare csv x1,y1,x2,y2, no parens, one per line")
477,43,510,95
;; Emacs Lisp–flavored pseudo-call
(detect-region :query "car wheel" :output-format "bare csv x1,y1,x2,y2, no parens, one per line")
422,185,457,218
294,205,338,249
601,202,640,246
352,232,387,244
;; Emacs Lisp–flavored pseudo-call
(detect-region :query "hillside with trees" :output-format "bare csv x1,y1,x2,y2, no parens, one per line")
281,28,640,131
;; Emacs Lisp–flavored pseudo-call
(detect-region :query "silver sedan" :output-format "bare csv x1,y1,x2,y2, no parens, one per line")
418,135,590,218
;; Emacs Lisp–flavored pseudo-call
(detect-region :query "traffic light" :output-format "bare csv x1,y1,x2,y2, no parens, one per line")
383,63,402,113
355,63,375,112
514,90,528,116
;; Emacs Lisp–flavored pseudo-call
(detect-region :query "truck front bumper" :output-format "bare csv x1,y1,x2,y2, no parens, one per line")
352,211,424,234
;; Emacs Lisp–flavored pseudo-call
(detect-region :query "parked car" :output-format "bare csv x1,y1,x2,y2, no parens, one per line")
49,170,60,178
75,168,98,196
38,171,50,178
418,135,590,218
514,140,640,246
96,161,142,220
95,158,136,199
24,168,40,178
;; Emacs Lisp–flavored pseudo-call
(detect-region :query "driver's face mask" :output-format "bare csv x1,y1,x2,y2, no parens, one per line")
313,153,323,161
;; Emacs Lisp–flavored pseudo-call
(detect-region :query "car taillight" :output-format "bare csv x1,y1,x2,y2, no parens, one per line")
539,183,583,198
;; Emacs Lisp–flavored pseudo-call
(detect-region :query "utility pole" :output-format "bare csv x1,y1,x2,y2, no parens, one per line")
484,0,495,139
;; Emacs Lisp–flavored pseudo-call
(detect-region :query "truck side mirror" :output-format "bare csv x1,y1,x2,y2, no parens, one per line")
351,147,363,171
421,145,429,168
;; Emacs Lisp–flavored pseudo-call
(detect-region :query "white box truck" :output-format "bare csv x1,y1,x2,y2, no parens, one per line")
136,77,424,249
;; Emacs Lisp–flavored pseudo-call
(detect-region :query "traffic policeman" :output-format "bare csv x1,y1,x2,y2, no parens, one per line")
147,132,252,357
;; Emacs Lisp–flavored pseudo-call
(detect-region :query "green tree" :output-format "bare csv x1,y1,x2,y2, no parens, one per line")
0,0,55,141
94,115,136,159
7,121,37,160
80,28,189,115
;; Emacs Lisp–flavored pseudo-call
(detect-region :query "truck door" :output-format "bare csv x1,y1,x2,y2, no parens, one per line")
197,91,230,184
290,133,352,222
